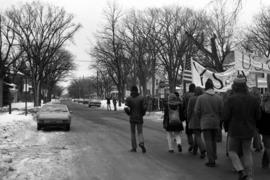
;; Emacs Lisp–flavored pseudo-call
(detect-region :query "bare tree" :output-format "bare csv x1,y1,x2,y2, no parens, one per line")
0,14,22,106
6,1,81,106
242,7,270,90
43,48,75,102
90,2,127,103
186,0,241,72
156,7,196,91
120,9,156,95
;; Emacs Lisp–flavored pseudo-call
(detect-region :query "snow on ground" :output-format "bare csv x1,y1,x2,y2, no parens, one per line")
0,100,163,179
96,100,163,122
0,102,70,180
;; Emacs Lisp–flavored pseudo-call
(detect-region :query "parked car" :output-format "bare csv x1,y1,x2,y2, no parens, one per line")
36,104,71,131
88,98,102,108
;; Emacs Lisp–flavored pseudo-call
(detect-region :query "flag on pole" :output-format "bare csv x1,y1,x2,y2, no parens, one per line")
183,58,192,83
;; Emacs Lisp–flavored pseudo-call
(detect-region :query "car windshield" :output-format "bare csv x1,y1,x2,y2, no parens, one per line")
40,105,68,112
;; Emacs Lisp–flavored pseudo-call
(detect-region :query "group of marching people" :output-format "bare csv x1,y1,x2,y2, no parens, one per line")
124,76,269,180
162,75,270,180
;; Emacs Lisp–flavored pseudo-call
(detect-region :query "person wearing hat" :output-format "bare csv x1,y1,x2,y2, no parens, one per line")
163,93,184,153
223,75,261,180
194,79,223,167
125,85,147,153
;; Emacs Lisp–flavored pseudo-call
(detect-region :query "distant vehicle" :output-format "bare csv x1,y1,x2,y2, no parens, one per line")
51,99,61,104
88,98,102,108
36,104,71,131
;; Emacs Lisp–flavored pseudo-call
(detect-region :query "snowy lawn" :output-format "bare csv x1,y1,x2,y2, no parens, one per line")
93,100,163,122
0,102,69,180
0,100,163,179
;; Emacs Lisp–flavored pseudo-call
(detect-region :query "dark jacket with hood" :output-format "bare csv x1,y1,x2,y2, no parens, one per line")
125,91,146,124
194,89,223,130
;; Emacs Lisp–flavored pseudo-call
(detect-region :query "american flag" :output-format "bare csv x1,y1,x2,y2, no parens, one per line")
183,58,192,83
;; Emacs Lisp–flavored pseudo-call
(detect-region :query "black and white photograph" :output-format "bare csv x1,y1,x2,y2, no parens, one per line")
0,0,270,179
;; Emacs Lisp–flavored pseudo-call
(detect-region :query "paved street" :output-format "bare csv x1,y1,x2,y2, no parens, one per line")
61,101,270,180
1,100,270,180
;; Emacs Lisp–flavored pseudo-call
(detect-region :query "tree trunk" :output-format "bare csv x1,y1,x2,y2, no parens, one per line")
33,80,41,107
0,78,3,107
152,72,156,96
47,88,53,102
117,84,123,106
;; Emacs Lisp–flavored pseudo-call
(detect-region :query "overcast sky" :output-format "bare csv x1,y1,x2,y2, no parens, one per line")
1,0,270,87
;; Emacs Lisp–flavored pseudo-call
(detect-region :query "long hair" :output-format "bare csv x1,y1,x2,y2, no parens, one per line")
232,82,248,94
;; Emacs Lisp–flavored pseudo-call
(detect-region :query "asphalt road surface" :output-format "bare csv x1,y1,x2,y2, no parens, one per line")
58,101,270,180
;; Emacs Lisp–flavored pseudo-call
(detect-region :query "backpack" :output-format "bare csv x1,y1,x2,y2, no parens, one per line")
168,105,181,126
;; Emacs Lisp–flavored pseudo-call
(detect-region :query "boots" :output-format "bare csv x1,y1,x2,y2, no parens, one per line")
139,143,146,153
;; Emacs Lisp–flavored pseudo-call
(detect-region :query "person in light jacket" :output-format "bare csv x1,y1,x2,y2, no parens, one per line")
194,79,223,167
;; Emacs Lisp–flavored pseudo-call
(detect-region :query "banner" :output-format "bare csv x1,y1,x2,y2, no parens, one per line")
234,51,270,73
191,60,256,92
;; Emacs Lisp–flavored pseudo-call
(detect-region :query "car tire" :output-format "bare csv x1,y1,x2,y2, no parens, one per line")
88,105,91,108
65,124,70,131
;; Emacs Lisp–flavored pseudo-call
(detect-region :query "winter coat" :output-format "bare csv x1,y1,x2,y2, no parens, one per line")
257,108,270,135
187,96,200,130
163,101,184,132
125,92,146,124
194,89,223,130
223,93,261,138
183,92,195,120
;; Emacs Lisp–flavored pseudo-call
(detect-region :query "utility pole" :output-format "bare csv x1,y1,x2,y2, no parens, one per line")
97,71,99,97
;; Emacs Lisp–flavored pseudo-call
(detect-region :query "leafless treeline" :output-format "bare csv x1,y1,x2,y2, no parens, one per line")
0,1,81,106
89,0,270,101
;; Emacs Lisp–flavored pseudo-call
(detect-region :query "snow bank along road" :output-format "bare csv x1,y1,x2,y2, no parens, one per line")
0,101,269,180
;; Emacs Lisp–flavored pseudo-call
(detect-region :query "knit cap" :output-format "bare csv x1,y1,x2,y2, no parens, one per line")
168,93,180,105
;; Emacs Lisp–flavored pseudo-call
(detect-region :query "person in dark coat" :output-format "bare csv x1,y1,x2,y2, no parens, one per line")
250,87,263,152
106,96,112,111
112,96,117,111
223,75,261,180
258,92,270,169
125,85,147,153
183,83,196,152
163,93,184,153
187,86,206,158
194,79,223,167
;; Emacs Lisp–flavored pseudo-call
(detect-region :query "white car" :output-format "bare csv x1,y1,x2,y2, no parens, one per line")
88,98,102,107
36,104,71,131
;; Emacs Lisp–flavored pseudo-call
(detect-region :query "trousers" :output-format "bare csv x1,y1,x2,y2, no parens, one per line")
130,123,144,149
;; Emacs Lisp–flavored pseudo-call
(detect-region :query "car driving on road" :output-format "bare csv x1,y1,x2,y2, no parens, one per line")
36,104,71,131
